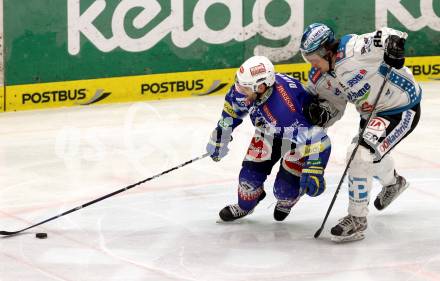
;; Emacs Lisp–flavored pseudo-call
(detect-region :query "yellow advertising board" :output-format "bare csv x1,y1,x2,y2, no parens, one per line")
4,55,440,112
275,56,440,84
5,68,236,112
405,56,440,80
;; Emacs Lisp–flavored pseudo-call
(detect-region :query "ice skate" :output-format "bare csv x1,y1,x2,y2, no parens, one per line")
273,197,300,221
218,190,266,222
330,215,367,242
374,172,409,211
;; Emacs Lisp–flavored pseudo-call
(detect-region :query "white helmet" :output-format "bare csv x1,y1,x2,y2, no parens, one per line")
235,56,275,92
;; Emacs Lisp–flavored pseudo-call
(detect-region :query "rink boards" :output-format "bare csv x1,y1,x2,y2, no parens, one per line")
1,55,440,112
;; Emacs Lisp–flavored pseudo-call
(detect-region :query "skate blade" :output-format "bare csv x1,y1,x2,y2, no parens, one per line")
403,182,410,192
399,182,410,194
384,182,410,209
331,232,365,243
216,219,243,224
216,209,254,224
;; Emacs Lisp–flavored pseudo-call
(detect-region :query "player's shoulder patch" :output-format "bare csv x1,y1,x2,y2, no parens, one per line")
309,67,323,84
335,34,354,63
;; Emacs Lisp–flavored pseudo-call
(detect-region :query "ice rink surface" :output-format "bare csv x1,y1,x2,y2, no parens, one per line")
0,82,439,281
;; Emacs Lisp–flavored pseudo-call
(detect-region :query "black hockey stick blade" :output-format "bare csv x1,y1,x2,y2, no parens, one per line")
0,231,18,236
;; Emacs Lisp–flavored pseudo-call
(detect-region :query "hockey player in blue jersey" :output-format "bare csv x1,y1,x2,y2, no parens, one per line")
206,55,332,222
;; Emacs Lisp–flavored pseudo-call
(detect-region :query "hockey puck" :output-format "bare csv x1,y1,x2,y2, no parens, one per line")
35,232,48,239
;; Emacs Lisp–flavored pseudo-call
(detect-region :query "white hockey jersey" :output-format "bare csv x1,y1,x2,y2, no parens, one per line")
306,27,422,125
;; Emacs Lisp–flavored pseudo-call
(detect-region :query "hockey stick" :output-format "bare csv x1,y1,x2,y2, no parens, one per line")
314,66,393,239
0,152,210,236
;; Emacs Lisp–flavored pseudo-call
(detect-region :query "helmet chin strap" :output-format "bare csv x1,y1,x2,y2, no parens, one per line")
324,52,334,73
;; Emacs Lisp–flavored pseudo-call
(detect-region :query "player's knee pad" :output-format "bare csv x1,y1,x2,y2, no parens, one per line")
347,145,374,171
273,168,301,201
238,167,267,210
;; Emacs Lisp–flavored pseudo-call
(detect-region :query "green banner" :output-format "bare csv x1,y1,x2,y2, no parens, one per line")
4,0,440,85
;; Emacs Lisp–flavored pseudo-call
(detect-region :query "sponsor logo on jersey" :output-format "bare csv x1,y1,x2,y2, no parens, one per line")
364,131,380,144
250,63,267,76
364,117,390,145
348,176,369,202
223,101,238,118
233,97,248,110
245,135,272,162
238,182,264,201
347,83,371,101
379,110,414,153
368,117,390,131
218,117,233,129
347,69,367,87
361,101,374,112
303,142,323,156
338,81,349,91
262,104,277,124
373,31,383,47
22,89,87,104
276,84,296,112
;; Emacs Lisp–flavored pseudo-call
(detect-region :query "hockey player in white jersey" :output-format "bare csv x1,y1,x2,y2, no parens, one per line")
300,23,422,242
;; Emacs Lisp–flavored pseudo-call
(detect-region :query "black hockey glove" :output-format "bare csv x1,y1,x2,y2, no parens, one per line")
384,35,406,69
304,98,331,127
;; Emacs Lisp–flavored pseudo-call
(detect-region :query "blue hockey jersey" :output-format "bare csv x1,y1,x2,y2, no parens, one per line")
216,73,326,147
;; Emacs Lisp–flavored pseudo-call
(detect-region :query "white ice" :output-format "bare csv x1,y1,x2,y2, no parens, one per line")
0,82,439,281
